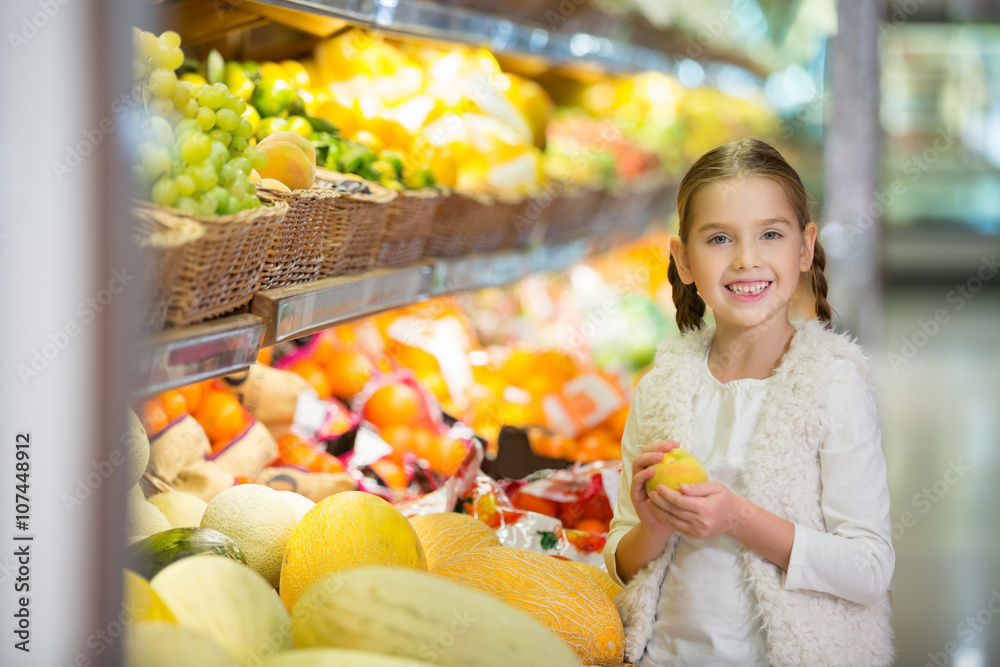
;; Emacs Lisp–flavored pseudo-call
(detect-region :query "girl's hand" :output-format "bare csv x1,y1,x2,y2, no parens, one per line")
648,481,754,540
630,440,681,534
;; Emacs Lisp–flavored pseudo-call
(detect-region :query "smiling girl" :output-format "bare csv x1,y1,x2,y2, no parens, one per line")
606,139,894,666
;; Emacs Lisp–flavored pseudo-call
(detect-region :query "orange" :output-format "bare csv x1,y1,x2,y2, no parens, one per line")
370,458,407,491
158,390,188,421
137,398,169,437
511,490,559,517
575,518,610,535
428,436,468,477
379,424,414,464
256,347,273,366
576,433,605,463
324,350,375,400
194,390,248,445
410,428,435,461
310,335,337,368
290,360,332,399
176,381,207,414
278,433,345,473
363,383,426,430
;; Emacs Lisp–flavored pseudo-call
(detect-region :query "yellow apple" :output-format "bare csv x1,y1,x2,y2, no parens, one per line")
644,447,709,494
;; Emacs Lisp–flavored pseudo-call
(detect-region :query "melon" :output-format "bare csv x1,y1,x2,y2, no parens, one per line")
148,492,208,528
432,546,624,665
278,491,315,522
125,621,236,667
262,648,436,667
280,491,426,611
563,560,623,600
124,408,150,488
127,484,145,506
407,512,500,570
201,484,298,587
151,555,291,666
126,527,248,581
126,498,171,540
291,567,578,667
123,570,175,623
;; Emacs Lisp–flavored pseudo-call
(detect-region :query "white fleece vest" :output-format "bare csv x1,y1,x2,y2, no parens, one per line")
614,318,894,667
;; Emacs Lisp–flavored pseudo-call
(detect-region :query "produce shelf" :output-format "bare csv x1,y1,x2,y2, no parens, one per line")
239,0,673,75
132,238,595,396
132,314,267,398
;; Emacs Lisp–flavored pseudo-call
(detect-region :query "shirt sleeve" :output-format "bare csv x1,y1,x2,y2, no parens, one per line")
781,358,895,606
604,379,645,587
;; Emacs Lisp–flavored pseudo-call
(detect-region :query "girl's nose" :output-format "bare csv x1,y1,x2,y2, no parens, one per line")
731,241,762,269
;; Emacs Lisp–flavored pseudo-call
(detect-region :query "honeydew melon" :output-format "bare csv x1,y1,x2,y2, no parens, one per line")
151,555,291,667
124,621,236,667
148,492,208,528
262,648,436,667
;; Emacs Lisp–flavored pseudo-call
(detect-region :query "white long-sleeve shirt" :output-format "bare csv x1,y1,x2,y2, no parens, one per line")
605,347,894,666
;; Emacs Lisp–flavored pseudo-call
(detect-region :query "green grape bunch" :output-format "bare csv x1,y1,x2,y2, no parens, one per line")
131,28,268,215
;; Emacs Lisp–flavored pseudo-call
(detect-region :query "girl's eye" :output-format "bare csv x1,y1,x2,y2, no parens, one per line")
762,231,781,240
709,235,729,244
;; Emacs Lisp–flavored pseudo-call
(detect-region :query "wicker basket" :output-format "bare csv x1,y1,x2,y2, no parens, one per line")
312,168,397,277
254,184,328,291
425,191,514,257
595,177,661,239
541,185,604,244
132,199,288,327
131,206,205,333
501,195,536,250
377,187,443,267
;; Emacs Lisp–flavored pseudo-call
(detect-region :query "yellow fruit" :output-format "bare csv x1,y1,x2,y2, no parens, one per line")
262,648,436,666
147,492,208,529
200,484,298,588
644,447,709,494
260,178,292,193
290,567,579,666
123,570,176,623
407,512,500,570
256,141,315,191
151,555,291,666
313,99,360,137
127,499,171,540
124,622,234,667
563,560,623,600
432,546,624,666
179,72,208,87
280,491,426,612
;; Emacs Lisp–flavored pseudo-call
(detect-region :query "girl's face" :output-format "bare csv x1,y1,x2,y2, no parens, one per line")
670,176,817,330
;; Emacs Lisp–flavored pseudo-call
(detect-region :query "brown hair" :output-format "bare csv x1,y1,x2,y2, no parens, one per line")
668,138,832,332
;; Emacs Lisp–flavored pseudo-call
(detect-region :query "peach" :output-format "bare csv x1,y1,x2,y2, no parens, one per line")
258,131,316,168
645,447,708,494
256,140,315,191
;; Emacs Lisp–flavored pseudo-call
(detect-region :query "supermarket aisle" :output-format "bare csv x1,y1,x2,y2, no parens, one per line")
876,285,1000,667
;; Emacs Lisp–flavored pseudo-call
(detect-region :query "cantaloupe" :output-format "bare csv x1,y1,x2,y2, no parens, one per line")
151,555,291,667
278,491,315,522
148,492,208,528
291,567,578,667
262,648,436,666
563,560,623,600
432,546,624,666
407,512,500,570
123,570,175,623
125,621,236,667
280,491,426,611
126,498,171,540
201,484,298,587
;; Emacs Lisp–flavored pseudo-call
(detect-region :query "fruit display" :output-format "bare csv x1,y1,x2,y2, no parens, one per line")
126,527,248,580
131,30,270,214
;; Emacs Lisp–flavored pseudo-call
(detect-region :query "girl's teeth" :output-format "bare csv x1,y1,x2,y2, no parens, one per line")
728,281,769,294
